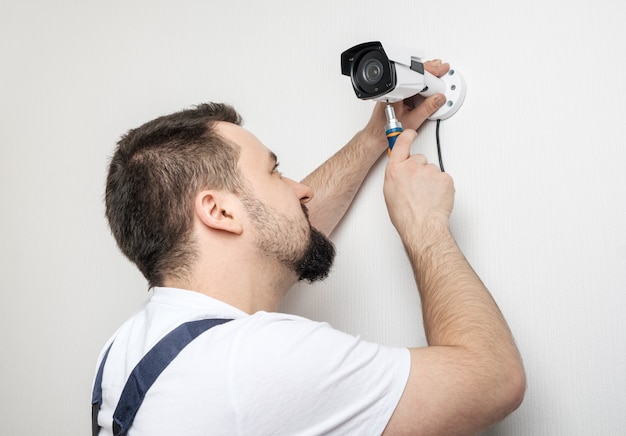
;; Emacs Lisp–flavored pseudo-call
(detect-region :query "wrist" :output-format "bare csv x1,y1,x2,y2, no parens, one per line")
398,214,452,254
357,124,388,154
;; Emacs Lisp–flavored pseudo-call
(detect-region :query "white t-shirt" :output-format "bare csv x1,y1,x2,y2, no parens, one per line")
94,287,410,435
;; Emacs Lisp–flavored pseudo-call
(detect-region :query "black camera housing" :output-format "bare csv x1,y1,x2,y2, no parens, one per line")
341,41,396,100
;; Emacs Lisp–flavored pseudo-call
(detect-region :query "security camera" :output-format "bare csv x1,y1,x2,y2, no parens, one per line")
341,41,466,120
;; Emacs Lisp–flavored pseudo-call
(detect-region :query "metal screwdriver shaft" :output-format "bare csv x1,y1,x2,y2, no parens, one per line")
384,103,403,154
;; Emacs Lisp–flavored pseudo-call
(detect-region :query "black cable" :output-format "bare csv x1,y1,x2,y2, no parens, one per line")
435,119,445,172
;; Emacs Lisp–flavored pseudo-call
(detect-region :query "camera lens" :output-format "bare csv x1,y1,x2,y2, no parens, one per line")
361,59,384,85
347,45,394,99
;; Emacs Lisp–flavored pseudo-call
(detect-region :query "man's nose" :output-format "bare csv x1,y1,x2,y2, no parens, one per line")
285,178,314,204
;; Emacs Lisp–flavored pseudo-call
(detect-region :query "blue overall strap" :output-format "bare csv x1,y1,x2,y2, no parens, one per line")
92,342,114,436
91,318,232,436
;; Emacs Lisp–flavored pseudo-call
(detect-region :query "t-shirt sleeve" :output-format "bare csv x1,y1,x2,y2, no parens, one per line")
228,313,411,436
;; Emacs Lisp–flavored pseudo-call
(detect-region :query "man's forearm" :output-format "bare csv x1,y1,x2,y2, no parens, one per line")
403,218,525,406
405,221,515,347
302,128,386,236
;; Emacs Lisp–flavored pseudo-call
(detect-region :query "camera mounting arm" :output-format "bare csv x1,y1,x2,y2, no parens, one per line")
421,66,466,120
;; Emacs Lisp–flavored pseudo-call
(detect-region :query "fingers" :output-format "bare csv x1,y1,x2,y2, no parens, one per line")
424,59,450,78
401,94,446,131
367,58,450,139
401,59,449,129
388,129,417,163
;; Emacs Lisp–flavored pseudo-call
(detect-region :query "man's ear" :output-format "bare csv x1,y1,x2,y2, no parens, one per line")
194,190,243,235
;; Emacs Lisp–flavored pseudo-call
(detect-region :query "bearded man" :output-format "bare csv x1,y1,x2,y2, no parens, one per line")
93,61,525,436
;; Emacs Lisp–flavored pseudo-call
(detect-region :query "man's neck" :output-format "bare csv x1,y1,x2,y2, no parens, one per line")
164,261,297,314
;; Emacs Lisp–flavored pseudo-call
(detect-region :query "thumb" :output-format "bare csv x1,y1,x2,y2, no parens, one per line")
402,93,446,130
388,129,417,163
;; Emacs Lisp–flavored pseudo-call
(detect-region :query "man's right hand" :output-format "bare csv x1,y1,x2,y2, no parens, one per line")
383,129,455,241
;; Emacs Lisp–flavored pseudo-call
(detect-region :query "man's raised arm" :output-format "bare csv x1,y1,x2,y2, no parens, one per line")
381,130,525,434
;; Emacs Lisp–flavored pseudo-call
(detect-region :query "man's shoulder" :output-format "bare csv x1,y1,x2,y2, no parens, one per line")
236,310,338,342
225,311,391,367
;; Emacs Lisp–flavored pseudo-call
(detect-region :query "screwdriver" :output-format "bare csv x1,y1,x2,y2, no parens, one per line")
384,103,403,154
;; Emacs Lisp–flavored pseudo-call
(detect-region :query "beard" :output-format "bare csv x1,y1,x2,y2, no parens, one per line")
292,212,336,282
241,193,335,282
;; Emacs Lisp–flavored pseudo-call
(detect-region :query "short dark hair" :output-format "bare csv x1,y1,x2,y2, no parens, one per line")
105,103,243,287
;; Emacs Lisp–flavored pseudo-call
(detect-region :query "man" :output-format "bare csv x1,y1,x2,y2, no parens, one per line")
93,60,525,435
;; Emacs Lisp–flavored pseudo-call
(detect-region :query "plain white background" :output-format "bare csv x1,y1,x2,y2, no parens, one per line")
1,0,625,434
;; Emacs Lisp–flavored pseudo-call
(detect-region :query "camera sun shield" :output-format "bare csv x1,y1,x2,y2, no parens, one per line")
340,41,396,100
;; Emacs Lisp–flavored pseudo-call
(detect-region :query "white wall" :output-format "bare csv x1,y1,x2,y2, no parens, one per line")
1,0,624,434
